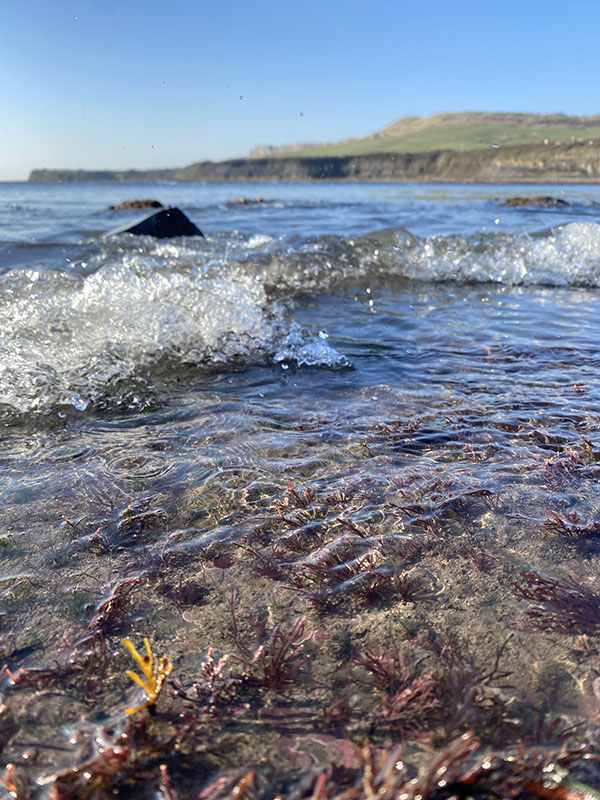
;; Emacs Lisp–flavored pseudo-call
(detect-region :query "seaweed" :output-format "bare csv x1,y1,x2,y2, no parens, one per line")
198,768,258,800
3,662,74,692
393,571,431,602
376,532,427,565
234,539,287,580
0,763,34,800
285,480,317,509
51,726,132,798
64,501,169,556
283,571,334,613
73,576,140,653
122,637,173,715
228,595,312,689
330,555,395,605
336,517,368,538
272,481,331,535
535,451,585,490
420,631,514,741
543,509,600,540
3,725,593,800
581,435,600,461
277,523,325,554
351,644,439,738
278,732,594,800
284,732,480,800
170,644,247,718
6,381,600,800
514,570,600,634
157,763,181,800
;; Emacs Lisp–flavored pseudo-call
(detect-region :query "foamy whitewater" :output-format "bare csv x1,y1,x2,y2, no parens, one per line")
1,182,600,420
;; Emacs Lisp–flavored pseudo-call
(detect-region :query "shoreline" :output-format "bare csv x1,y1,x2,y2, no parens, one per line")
27,139,600,184
21,177,600,185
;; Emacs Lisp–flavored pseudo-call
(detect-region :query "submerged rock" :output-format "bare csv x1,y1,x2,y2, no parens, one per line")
109,207,203,238
501,196,570,207
227,196,266,206
107,199,164,211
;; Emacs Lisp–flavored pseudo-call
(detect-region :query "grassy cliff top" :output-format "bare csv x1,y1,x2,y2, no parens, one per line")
248,111,600,158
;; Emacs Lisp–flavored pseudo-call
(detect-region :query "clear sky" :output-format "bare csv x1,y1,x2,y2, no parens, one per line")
1,0,598,180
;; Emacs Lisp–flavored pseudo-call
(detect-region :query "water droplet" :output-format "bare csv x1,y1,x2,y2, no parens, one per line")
319,330,328,339
71,395,89,412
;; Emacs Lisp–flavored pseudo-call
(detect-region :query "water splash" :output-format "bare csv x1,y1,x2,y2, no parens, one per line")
2,221,599,419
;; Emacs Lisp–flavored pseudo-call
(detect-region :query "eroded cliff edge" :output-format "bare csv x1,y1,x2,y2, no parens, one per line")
29,139,600,183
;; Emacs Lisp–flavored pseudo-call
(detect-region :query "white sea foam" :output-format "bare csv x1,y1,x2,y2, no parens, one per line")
2,221,599,418
0,243,345,418
356,221,600,286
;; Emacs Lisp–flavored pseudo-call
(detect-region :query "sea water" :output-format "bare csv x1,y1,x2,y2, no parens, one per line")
2,181,600,789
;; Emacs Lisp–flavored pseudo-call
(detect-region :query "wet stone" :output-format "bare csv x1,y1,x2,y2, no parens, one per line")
109,206,203,238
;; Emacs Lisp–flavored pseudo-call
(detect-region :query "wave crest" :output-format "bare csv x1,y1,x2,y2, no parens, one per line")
254,221,600,293
1,220,599,419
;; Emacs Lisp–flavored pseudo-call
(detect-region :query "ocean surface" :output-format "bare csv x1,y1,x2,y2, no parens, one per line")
2,182,600,423
2,181,600,791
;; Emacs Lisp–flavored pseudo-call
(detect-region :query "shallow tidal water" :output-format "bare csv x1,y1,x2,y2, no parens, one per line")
2,182,600,797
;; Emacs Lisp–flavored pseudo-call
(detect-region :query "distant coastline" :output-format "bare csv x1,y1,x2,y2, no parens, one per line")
28,139,600,184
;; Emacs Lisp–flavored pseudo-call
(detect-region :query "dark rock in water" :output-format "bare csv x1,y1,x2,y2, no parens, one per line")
501,196,570,208
227,196,266,206
110,207,203,238
107,199,164,211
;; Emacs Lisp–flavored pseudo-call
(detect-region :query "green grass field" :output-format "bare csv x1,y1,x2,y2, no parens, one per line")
267,121,600,158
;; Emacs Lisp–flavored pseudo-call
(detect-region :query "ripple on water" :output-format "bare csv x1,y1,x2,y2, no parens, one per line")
105,452,176,483
2,271,600,789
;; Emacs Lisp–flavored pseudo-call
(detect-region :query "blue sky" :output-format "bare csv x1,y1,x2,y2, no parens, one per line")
1,0,598,180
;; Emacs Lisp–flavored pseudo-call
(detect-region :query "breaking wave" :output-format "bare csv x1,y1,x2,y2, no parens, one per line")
1,220,599,420
251,220,600,293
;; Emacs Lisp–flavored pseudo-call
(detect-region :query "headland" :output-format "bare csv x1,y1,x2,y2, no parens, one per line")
28,139,600,184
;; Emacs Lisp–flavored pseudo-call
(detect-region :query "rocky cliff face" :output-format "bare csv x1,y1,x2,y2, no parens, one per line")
28,140,600,183
28,168,175,183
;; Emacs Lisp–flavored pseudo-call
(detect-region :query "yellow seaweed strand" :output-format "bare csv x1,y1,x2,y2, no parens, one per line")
122,637,172,715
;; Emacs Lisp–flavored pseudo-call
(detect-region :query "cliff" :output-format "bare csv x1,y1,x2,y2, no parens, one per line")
28,139,600,184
